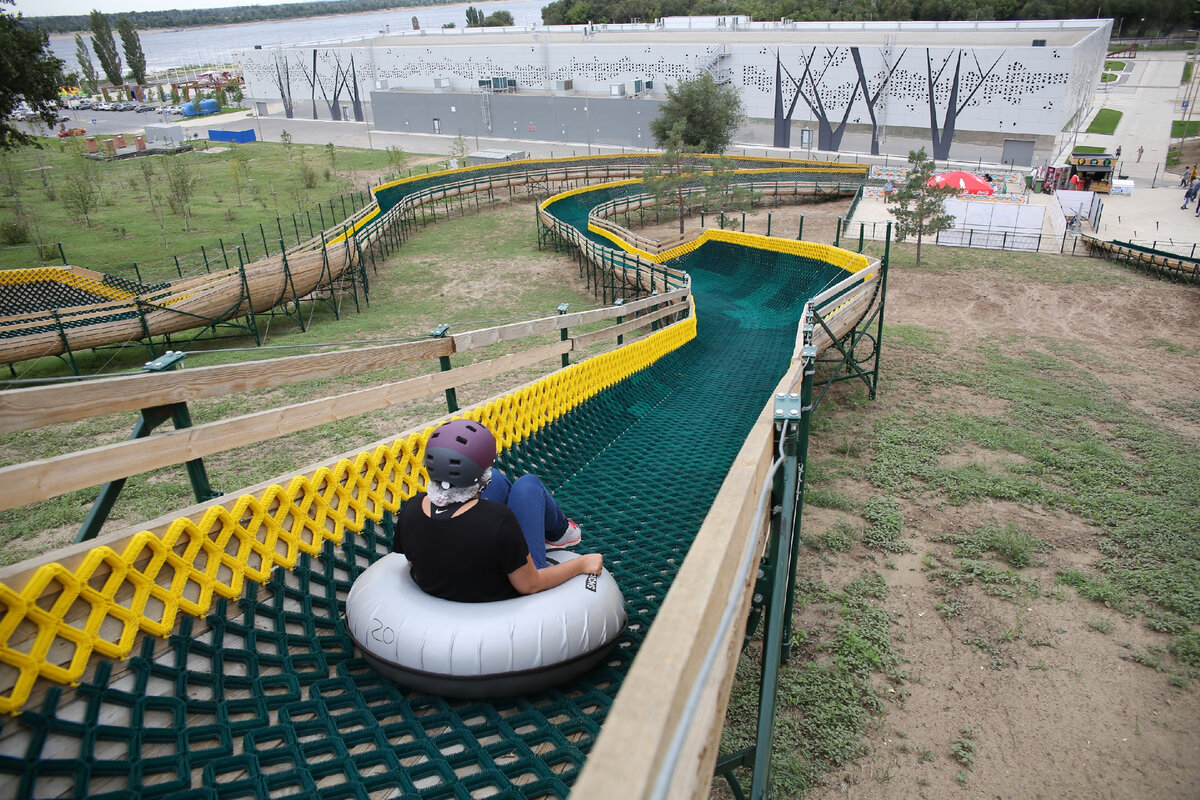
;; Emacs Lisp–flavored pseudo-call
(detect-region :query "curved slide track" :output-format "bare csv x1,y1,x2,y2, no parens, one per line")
0,154,883,799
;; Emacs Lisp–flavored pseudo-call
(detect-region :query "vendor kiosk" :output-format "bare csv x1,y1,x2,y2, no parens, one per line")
1069,152,1116,193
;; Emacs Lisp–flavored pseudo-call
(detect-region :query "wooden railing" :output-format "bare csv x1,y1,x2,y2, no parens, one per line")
573,263,882,798
0,289,690,513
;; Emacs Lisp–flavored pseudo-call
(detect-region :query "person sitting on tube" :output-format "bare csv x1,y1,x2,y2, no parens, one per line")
392,418,602,602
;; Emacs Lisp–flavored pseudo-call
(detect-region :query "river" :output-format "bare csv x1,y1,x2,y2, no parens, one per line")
48,0,549,75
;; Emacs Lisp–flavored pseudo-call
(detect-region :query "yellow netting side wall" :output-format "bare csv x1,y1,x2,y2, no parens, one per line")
0,313,696,713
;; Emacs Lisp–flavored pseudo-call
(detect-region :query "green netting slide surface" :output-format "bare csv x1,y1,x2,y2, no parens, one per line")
0,243,849,799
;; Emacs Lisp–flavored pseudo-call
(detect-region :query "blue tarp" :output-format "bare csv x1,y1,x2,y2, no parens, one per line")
207,129,256,144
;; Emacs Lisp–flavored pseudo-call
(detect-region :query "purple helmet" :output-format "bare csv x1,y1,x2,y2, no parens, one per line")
424,419,497,489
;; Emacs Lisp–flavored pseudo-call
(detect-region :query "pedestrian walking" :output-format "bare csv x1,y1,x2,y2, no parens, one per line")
1115,145,1122,159
1182,179,1199,209
1137,146,1144,162
1182,166,1194,187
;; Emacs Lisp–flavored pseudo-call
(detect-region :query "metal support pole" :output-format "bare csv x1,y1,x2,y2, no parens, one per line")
77,352,221,543
614,298,625,345
431,324,458,412
558,303,571,367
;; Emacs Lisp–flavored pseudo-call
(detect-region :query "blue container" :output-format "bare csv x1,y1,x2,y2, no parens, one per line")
198,99,219,115
181,101,198,117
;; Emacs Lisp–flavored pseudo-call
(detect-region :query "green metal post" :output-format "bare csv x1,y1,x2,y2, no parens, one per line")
173,255,183,278
260,223,270,255
858,223,865,253
766,212,771,237
76,352,221,543
558,303,570,368
869,223,893,400
431,324,458,412
57,242,67,265
797,216,804,240
201,244,210,273
834,216,842,247
780,307,817,662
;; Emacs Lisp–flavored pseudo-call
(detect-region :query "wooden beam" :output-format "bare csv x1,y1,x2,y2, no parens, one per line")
0,338,455,434
571,375,783,799
0,341,570,510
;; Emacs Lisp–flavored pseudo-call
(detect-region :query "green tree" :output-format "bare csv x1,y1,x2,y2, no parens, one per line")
886,147,956,267
116,16,147,85
0,1,65,150
88,9,123,87
74,34,99,95
385,145,409,176
484,10,515,25
59,157,101,227
448,134,471,167
465,5,483,25
642,137,702,235
649,73,744,154
162,154,199,230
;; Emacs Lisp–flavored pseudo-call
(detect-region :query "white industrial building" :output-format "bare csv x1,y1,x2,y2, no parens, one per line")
235,17,1111,165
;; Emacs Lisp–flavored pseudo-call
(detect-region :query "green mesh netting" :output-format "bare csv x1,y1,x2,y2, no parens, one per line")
0,230,851,800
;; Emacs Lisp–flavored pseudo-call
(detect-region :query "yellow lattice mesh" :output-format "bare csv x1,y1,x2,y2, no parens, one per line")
0,267,137,302
0,314,696,713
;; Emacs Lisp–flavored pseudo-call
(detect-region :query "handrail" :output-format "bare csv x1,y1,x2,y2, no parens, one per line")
0,290,683,434
0,295,688,510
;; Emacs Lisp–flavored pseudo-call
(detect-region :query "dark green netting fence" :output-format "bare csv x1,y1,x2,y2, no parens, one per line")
0,245,849,800
0,218,853,800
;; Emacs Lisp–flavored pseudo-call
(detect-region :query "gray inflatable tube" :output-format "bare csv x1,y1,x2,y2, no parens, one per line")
345,551,627,698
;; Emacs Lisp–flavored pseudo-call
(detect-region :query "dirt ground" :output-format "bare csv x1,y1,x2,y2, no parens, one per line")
633,200,1200,799
807,265,1200,800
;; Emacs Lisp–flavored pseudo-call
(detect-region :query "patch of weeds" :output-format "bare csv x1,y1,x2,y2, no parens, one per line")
1029,661,1051,671
1057,568,1135,613
805,486,857,512
917,746,935,764
1120,642,1166,670
1168,632,1200,668
720,570,902,797
944,523,1051,568
861,495,912,553
886,324,948,351
936,599,964,619
962,635,1010,670
807,519,858,552
1149,338,1200,357
1027,636,1055,648
958,559,1042,600
950,728,977,771
956,771,970,787
1086,614,1115,634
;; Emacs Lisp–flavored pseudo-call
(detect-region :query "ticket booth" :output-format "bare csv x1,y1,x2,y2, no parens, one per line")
1069,152,1116,193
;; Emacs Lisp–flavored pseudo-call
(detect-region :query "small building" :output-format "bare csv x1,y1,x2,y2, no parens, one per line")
467,149,528,166
143,123,186,146
1068,151,1117,193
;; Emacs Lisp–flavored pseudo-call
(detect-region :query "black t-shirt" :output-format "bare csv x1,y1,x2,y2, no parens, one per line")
393,493,530,602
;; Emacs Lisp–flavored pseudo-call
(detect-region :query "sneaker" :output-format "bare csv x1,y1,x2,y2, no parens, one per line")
546,519,582,549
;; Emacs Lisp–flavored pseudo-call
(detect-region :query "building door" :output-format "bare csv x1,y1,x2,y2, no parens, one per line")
1001,139,1035,167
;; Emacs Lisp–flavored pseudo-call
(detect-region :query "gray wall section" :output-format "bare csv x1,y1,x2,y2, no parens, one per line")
371,91,663,149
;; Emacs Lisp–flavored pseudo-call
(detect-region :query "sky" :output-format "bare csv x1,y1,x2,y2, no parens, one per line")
12,0,315,18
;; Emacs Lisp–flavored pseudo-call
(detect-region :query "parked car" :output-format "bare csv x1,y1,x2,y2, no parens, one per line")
57,127,86,137
93,102,114,111
163,105,182,115
113,102,135,111
134,104,155,113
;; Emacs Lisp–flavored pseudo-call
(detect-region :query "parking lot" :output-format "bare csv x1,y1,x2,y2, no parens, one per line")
18,105,187,138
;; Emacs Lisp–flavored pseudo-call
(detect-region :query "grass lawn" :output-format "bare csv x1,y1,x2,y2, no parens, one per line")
1101,72,1118,83
1085,108,1123,135
1072,145,1107,154
1171,119,1200,138
1104,59,1126,71
1185,62,1194,84
0,137,439,283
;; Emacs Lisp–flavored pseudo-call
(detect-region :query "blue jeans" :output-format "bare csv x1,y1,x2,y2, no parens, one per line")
480,470,568,568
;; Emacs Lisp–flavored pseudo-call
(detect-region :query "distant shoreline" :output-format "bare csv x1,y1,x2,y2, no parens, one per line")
46,0,528,41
